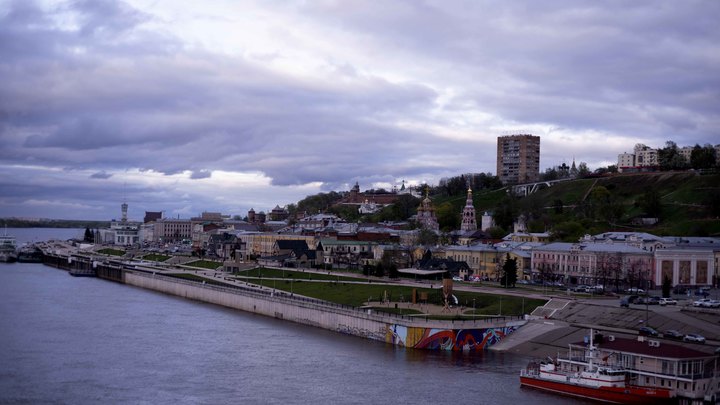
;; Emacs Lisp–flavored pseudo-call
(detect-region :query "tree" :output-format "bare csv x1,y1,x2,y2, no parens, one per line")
541,167,559,181
577,162,590,177
83,227,94,243
690,144,717,169
551,221,584,242
662,275,672,298
388,264,399,279
417,228,438,246
435,202,459,231
500,254,518,288
658,141,688,171
638,188,662,218
493,195,517,231
374,263,385,278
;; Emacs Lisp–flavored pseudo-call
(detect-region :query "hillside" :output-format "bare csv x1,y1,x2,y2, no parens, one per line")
429,171,719,237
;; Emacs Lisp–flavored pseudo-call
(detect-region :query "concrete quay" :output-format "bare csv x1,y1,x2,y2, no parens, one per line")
37,243,527,352
491,297,720,358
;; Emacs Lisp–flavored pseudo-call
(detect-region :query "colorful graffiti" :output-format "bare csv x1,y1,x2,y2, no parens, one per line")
385,325,518,351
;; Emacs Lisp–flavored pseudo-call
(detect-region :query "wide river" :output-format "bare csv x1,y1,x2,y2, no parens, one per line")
0,229,583,404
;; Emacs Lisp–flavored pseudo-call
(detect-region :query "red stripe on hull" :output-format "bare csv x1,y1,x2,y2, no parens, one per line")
520,376,674,405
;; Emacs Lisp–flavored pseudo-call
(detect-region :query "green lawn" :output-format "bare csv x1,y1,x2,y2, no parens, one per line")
143,253,171,262
184,260,223,270
97,248,125,256
246,278,545,316
235,267,367,282
164,272,230,287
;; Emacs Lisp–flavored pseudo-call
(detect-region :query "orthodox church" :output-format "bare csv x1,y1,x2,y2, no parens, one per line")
416,188,439,231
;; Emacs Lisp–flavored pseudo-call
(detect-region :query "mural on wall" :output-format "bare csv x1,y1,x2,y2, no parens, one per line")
385,325,518,351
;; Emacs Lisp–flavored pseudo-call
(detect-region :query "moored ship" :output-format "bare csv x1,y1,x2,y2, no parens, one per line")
520,329,720,404
0,229,17,263
520,359,674,404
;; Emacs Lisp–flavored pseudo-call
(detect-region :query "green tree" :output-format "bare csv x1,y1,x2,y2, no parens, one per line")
500,254,518,288
388,264,399,279
487,226,507,239
83,227,94,243
551,221,585,242
374,262,385,278
435,202,459,231
658,141,689,170
662,275,672,298
577,162,590,177
541,167,559,181
493,195,517,231
690,144,717,169
638,188,662,218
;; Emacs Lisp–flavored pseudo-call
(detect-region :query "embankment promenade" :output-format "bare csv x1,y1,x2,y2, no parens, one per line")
39,243,526,352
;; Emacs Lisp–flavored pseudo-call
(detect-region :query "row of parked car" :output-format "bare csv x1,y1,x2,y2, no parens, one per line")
692,298,720,308
620,295,677,307
639,327,707,343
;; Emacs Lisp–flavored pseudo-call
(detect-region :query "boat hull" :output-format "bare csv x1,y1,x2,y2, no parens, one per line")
520,375,675,404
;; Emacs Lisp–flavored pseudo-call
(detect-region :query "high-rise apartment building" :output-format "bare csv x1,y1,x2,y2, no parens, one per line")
496,134,540,184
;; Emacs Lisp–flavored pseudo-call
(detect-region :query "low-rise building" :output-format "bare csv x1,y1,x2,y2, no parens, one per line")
531,242,654,289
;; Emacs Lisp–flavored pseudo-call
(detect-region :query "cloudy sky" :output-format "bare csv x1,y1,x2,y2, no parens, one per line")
1,0,718,221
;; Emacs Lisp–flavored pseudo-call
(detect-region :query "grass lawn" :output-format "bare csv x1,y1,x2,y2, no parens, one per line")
247,278,545,316
184,260,223,270
235,267,367,282
143,253,170,262
165,272,230,287
98,248,125,256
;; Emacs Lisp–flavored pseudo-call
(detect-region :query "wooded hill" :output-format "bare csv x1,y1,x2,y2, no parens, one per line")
434,171,720,239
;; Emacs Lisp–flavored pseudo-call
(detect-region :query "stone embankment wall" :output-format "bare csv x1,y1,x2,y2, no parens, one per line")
39,250,526,350
125,271,390,342
124,271,526,351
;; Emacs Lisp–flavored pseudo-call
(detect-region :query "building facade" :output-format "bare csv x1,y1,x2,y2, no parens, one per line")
496,134,540,184
531,243,654,288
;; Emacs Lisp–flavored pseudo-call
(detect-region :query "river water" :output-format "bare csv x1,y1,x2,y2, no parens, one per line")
0,229,582,404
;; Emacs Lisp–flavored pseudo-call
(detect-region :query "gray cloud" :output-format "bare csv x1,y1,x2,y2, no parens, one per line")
90,171,112,179
0,0,717,219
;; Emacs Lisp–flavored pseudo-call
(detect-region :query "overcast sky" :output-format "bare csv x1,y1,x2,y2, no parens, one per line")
1,0,718,221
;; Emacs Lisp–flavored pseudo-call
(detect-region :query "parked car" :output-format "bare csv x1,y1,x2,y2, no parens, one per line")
627,287,645,294
664,330,683,340
638,296,660,305
707,300,720,308
683,333,706,343
620,297,630,308
659,298,677,306
693,298,719,308
639,326,659,337
452,276,463,282
693,298,710,307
